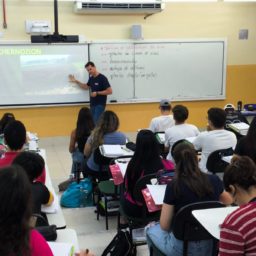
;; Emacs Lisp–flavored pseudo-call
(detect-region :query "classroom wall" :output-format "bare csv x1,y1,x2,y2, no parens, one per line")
1,2,256,136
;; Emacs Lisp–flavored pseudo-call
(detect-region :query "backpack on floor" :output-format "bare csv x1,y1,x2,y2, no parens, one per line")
101,230,135,256
60,178,93,208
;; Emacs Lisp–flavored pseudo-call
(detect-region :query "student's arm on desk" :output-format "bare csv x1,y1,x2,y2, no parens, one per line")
160,203,174,231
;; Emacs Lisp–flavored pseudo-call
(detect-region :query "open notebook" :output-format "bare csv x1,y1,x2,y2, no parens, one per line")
102,145,125,157
228,122,249,135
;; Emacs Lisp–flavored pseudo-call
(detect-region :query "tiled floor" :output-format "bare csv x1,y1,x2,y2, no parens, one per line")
40,135,148,255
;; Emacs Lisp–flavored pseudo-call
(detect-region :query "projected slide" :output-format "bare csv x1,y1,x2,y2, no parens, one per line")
0,44,89,106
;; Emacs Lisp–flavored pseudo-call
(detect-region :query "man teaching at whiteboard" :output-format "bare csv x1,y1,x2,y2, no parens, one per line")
69,61,112,123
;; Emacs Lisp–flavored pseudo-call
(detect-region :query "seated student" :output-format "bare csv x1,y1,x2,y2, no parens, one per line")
234,116,256,163
12,151,54,226
0,120,46,183
219,156,256,255
0,112,15,135
165,104,200,161
146,142,232,256
193,107,237,173
83,110,126,175
121,129,173,218
69,107,95,175
0,165,53,255
149,99,175,133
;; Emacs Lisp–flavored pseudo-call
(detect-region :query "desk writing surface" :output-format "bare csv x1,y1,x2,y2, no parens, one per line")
192,206,238,240
39,149,66,228
100,145,134,158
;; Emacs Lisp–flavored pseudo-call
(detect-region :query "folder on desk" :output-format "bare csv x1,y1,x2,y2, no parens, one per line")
48,242,74,256
228,122,249,135
102,145,125,157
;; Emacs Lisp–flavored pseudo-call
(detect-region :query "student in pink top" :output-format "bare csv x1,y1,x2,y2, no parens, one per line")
0,120,46,184
0,165,53,255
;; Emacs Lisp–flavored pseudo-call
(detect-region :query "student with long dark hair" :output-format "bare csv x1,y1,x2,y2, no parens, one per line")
84,110,126,174
69,107,95,174
146,142,232,256
219,156,256,255
234,116,256,163
0,165,53,255
121,129,166,217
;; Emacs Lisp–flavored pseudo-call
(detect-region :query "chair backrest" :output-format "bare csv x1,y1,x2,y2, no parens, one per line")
206,147,233,174
94,147,113,166
172,201,225,242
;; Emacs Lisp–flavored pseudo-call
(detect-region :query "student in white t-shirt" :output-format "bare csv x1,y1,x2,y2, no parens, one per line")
148,99,175,133
193,107,237,173
165,104,200,160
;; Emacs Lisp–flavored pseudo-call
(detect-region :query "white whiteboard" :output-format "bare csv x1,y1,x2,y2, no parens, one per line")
0,40,226,107
90,40,226,102
0,43,89,106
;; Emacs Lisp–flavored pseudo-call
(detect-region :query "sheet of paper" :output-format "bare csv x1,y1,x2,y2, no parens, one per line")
147,184,167,205
222,156,232,164
48,242,74,256
156,133,165,144
41,193,59,214
102,145,124,157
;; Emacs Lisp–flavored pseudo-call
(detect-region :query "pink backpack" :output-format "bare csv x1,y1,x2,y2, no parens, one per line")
157,159,175,185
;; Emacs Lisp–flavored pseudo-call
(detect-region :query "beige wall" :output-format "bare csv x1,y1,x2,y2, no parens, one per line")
1,2,256,136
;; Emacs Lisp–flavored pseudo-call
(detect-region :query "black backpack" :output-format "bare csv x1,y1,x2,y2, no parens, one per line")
101,230,135,256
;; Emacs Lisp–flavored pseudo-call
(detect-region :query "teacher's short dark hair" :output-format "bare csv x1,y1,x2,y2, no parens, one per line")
85,61,95,68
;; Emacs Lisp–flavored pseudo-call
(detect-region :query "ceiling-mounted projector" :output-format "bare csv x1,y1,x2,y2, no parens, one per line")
31,0,79,43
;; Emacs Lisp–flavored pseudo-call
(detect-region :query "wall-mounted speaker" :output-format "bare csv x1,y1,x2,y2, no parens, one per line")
131,25,143,40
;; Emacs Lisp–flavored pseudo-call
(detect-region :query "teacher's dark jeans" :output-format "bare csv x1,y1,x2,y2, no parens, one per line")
90,105,105,124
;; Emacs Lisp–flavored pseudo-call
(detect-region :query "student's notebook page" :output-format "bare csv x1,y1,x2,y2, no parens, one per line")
147,184,167,205
48,242,74,256
156,133,165,144
102,145,124,157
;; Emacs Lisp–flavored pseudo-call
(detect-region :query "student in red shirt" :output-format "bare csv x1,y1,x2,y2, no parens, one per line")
0,120,46,183
219,156,256,256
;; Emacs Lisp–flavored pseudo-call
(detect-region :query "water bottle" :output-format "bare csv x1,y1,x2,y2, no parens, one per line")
237,101,242,112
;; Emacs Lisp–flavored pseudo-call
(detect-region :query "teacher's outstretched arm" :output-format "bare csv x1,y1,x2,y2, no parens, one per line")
68,74,89,90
